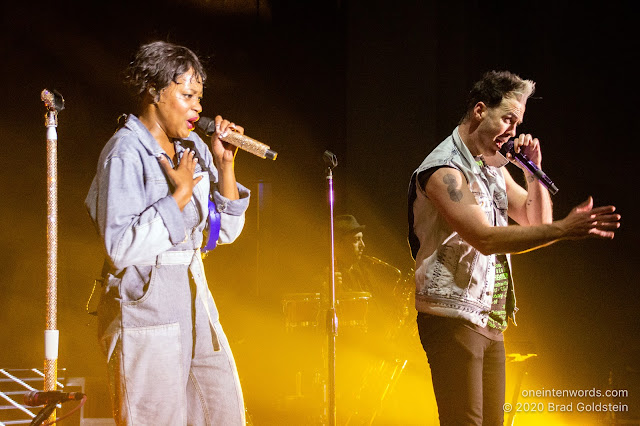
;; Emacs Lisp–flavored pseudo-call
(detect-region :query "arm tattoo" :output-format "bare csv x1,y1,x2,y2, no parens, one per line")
443,173,463,202
526,175,535,184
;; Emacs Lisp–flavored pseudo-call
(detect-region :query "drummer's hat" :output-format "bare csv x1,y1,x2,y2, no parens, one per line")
335,215,365,237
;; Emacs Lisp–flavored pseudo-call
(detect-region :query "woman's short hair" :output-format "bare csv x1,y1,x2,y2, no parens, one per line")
125,41,206,99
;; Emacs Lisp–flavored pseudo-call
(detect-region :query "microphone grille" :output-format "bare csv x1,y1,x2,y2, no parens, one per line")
499,138,515,156
23,391,39,406
196,116,216,136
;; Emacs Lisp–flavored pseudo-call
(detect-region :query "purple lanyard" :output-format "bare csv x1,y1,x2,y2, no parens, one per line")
202,196,221,254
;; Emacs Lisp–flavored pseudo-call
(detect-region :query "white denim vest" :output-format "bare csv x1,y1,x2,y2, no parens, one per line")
408,127,517,327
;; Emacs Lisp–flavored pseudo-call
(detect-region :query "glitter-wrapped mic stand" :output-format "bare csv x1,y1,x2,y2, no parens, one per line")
40,89,64,425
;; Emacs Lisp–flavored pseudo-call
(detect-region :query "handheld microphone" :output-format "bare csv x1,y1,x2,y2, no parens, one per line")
500,138,559,195
24,390,86,406
196,116,277,160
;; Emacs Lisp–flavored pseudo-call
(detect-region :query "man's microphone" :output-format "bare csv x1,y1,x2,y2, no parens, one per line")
500,138,559,195
24,390,86,406
196,116,277,160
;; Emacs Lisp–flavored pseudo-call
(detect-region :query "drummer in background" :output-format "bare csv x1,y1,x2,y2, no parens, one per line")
330,215,410,422
332,214,401,302
333,214,368,293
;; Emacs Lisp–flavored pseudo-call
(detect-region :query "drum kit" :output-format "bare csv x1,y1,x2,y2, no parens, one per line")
279,264,417,424
281,291,373,332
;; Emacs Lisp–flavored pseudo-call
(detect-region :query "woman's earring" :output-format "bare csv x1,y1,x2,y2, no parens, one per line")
149,87,159,103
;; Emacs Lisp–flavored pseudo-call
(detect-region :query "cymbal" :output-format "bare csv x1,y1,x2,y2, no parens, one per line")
506,353,538,363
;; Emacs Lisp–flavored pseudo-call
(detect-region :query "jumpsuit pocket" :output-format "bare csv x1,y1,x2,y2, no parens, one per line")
120,265,157,306
110,322,186,424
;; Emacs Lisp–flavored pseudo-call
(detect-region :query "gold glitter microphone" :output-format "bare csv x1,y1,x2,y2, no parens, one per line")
197,116,278,160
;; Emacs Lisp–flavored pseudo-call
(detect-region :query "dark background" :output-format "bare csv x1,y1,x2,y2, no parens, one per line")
1,0,637,424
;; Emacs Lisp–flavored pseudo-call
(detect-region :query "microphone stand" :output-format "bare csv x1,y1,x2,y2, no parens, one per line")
30,403,57,426
323,151,338,426
40,89,64,425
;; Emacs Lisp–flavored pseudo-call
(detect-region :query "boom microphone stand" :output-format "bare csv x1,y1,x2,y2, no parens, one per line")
40,89,64,424
323,150,338,426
